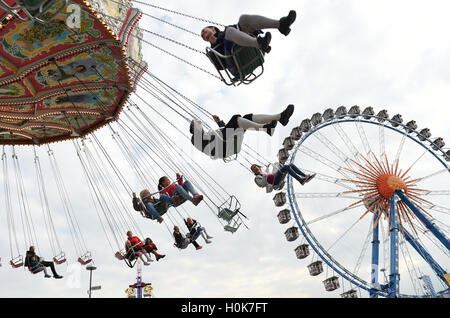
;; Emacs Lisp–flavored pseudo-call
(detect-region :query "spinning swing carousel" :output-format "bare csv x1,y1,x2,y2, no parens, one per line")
0,0,247,278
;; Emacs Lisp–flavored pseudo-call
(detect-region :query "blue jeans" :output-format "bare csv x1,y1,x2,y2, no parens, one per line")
173,181,198,201
144,195,173,219
274,164,306,185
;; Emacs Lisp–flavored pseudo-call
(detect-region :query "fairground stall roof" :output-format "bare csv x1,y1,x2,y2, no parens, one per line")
0,0,145,145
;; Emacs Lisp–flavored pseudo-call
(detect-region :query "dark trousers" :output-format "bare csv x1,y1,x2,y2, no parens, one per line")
41,261,58,276
191,240,200,249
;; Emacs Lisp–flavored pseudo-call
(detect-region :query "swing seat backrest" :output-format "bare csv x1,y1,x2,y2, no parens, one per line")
231,45,265,80
53,252,66,265
218,208,238,222
78,252,92,265
206,43,264,87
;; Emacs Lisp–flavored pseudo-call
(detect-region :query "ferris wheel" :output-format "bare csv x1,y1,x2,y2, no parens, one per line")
273,106,450,298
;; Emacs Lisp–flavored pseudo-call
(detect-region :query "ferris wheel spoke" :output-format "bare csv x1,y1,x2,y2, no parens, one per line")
379,125,386,159
355,120,373,157
333,123,363,164
396,149,429,181
410,169,449,185
314,131,356,170
414,190,450,196
305,204,364,225
299,145,353,179
399,239,423,295
326,217,364,252
353,219,373,277
416,202,450,216
294,192,362,200
299,168,355,191
416,224,450,257
394,133,407,166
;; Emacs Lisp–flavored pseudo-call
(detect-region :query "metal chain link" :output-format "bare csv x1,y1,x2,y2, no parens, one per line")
101,12,207,55
142,12,203,37
130,0,226,27
137,35,222,80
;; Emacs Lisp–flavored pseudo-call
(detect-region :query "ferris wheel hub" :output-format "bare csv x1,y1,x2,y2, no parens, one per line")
376,174,408,200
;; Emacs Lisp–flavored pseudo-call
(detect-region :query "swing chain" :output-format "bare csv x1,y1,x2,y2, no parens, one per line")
130,0,226,28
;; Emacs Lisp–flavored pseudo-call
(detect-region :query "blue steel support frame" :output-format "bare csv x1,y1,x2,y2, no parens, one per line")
395,190,450,251
370,211,380,298
403,225,449,288
389,196,400,298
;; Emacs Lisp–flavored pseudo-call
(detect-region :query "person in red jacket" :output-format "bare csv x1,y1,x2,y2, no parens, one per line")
125,231,154,266
158,173,203,206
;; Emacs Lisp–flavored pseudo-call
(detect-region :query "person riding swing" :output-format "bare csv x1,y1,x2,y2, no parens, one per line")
190,105,295,160
202,11,297,79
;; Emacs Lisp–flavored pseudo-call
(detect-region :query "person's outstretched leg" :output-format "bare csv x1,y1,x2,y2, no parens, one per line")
274,165,305,185
42,261,62,278
236,116,277,136
42,266,50,278
238,15,279,33
200,228,212,243
288,164,307,178
173,185,193,201
244,105,295,126
181,181,204,206
181,180,198,196
201,227,213,239
191,240,202,250
225,27,259,48
143,251,153,262
239,12,297,36
225,27,272,53
289,164,316,183
145,202,163,223
137,252,150,266
159,194,174,206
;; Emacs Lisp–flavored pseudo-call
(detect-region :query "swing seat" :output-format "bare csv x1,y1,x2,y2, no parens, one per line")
115,251,137,268
217,195,248,233
53,252,66,265
224,225,239,233
175,237,190,250
28,265,45,274
0,0,68,23
206,43,265,87
218,208,239,222
77,252,92,265
9,256,24,268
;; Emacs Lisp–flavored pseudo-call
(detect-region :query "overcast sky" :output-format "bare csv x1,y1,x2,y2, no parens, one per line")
0,0,449,298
